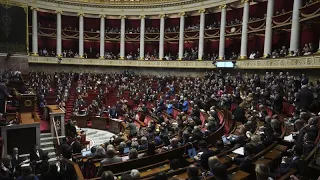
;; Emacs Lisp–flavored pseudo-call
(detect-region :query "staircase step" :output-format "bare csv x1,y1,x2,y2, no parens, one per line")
40,133,52,138
42,146,55,153
41,141,54,148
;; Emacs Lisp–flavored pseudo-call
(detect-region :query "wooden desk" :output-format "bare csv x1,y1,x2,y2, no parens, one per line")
253,158,272,166
140,164,170,178
171,172,189,180
231,170,250,180
91,116,109,130
109,119,123,134
264,150,282,160
71,115,88,128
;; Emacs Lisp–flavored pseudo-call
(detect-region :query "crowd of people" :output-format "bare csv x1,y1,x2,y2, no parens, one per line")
9,68,317,179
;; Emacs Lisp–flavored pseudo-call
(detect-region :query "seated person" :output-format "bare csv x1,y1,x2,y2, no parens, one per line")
197,140,215,171
187,165,200,180
279,145,302,175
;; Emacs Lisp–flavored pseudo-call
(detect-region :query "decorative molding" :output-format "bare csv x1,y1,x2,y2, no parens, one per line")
54,10,63,14
28,56,216,69
77,12,85,16
178,11,186,16
99,14,105,18
139,15,146,19
236,55,320,69
198,8,205,13
241,0,250,4
25,55,320,69
219,4,226,9
159,14,166,18
119,15,126,19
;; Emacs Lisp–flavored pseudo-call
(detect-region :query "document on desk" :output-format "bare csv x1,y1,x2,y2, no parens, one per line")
284,134,294,142
232,147,245,156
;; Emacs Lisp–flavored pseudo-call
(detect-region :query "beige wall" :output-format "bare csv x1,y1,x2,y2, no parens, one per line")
0,54,29,74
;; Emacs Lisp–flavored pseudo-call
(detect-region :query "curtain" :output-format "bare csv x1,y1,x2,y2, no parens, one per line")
205,13,220,26
249,1,267,19
125,42,139,55
276,0,293,12
106,19,120,29
84,17,100,31
184,41,197,50
146,19,160,28
166,18,179,28
62,39,78,53
126,19,140,29
208,40,219,54
62,15,78,30
300,27,315,48
185,16,199,26
167,42,178,54
38,12,56,28
145,42,158,54
38,37,56,52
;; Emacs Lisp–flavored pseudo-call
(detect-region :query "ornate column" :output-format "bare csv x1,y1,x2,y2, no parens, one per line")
56,11,62,57
240,0,250,59
159,14,165,60
78,13,84,58
289,0,302,53
119,15,126,59
263,0,274,57
198,9,205,60
31,7,38,56
99,15,105,59
139,15,146,60
218,5,227,60
178,12,185,60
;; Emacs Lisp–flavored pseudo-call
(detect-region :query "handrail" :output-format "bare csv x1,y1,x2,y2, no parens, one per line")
60,157,85,180
52,117,60,146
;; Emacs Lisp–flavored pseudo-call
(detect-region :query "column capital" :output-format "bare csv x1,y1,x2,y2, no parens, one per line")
198,9,206,14
178,12,186,16
139,15,146,19
219,4,227,9
119,15,126,19
159,14,166,18
241,0,250,4
30,7,39,11
99,14,105,18
54,10,63,14
78,12,85,16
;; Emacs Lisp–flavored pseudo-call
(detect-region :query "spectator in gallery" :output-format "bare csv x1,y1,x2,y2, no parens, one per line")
279,46,287,57
303,44,311,55
249,51,256,59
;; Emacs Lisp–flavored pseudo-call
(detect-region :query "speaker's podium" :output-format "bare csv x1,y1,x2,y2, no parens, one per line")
1,94,41,155
1,113,41,156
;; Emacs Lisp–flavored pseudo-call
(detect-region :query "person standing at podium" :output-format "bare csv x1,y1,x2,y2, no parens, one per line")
0,79,12,114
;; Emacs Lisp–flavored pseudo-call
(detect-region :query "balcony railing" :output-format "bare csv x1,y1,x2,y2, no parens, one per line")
28,54,320,69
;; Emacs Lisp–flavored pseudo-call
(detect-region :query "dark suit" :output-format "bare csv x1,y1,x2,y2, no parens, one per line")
200,149,215,170
279,156,300,175
296,87,314,110
30,149,45,173
30,149,44,163
0,82,10,114
71,141,82,154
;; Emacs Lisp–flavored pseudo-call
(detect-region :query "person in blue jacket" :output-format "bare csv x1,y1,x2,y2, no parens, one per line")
182,97,189,113
167,100,173,116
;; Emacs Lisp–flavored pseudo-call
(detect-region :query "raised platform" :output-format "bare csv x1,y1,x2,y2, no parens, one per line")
29,54,320,69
